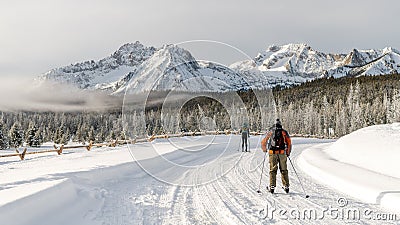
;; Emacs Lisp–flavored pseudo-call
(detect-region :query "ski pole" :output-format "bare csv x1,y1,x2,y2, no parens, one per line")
237,137,241,152
257,150,268,193
288,156,309,198
248,136,250,152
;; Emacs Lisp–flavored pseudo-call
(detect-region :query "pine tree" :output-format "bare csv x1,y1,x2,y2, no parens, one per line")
53,127,63,144
0,123,9,150
107,130,116,142
389,89,400,122
34,128,43,147
88,126,95,142
119,130,127,141
96,127,104,143
60,128,70,145
9,122,24,148
75,124,83,143
26,122,39,147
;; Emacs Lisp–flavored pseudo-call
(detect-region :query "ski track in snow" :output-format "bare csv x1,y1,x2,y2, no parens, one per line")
0,137,397,225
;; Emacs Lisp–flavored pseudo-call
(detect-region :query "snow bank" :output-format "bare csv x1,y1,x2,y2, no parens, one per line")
298,123,400,213
327,123,400,179
0,179,79,225
0,138,183,225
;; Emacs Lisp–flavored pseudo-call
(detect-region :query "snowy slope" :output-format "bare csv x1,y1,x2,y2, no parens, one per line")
230,43,346,87
253,43,344,75
327,123,400,179
115,45,252,94
36,41,157,91
231,44,400,87
326,47,400,77
0,136,395,225
298,123,400,213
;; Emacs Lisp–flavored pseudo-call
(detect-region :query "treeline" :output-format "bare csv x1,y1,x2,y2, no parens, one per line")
141,74,400,137
0,74,399,149
274,74,400,137
0,90,268,150
126,90,270,138
0,111,125,149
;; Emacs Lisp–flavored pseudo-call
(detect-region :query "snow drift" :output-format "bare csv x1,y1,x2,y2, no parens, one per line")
298,123,400,213
327,123,400,179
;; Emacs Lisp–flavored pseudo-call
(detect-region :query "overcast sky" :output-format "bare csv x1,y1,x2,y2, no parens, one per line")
1,0,400,78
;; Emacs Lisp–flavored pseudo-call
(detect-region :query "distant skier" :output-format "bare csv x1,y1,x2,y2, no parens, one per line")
239,123,250,152
261,119,292,194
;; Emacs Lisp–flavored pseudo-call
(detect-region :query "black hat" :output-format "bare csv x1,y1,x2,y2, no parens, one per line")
276,119,282,128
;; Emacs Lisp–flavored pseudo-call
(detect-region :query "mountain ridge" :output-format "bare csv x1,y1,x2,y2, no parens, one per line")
37,42,400,94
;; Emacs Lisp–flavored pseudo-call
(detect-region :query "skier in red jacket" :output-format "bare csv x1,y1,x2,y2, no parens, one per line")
261,119,292,194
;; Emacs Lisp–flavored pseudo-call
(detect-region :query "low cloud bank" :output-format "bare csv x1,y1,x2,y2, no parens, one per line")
0,77,122,112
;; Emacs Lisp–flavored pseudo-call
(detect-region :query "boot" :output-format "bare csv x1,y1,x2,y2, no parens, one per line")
283,186,289,193
269,186,275,194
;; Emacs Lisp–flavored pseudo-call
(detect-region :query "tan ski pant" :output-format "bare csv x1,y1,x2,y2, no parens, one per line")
269,153,289,188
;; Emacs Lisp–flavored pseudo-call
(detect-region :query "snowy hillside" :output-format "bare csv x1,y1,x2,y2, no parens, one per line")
114,45,251,94
37,42,400,93
299,123,400,213
36,41,157,92
231,43,400,86
1,136,395,225
325,47,400,77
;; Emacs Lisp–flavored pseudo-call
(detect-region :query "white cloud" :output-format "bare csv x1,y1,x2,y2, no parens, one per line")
0,77,121,111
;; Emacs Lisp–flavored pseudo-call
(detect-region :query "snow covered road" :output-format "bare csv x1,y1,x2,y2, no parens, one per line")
0,136,398,225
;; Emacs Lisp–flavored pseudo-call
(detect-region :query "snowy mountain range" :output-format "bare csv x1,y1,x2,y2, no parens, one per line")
36,41,400,94
231,43,400,86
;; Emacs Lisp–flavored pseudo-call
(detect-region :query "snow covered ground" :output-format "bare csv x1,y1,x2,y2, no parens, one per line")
299,123,400,215
0,136,398,224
